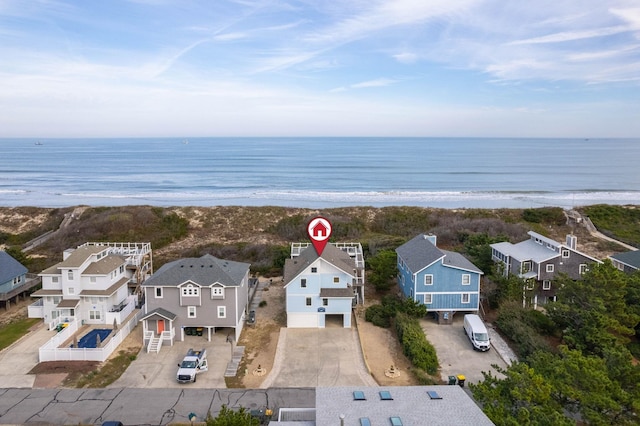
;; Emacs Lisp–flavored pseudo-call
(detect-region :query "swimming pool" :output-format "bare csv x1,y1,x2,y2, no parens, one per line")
76,329,112,348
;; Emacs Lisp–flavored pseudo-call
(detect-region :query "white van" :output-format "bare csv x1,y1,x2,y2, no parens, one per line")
463,314,491,351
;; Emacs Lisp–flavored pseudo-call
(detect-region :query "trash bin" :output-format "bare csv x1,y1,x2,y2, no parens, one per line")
448,375,457,385
196,327,203,336
457,374,466,387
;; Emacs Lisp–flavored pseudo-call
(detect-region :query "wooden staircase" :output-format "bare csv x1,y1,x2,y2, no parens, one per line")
147,335,162,353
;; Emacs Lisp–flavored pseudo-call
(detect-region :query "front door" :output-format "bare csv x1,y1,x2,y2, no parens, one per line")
157,319,165,334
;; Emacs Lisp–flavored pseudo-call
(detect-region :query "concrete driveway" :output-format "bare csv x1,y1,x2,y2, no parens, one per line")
420,316,508,385
109,331,232,388
261,327,377,388
0,323,56,388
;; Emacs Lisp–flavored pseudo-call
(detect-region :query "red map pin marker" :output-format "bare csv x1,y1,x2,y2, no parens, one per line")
307,216,332,256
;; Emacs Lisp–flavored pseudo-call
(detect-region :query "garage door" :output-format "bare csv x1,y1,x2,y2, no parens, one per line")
287,313,319,328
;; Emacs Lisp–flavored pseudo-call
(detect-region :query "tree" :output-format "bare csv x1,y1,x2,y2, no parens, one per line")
366,249,397,292
206,405,259,426
470,363,572,425
547,262,640,356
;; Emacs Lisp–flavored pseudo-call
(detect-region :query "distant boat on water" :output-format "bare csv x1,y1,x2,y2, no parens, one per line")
182,139,189,144
35,141,43,145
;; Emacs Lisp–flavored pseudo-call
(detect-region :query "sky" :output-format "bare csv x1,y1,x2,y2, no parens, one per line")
1,0,639,138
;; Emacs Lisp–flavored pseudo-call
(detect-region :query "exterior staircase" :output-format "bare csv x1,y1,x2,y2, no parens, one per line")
147,336,162,353
224,345,245,377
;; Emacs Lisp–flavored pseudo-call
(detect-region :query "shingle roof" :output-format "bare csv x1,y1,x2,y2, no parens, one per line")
491,239,558,263
319,288,354,298
284,244,356,284
83,255,126,275
395,234,446,272
441,250,483,274
142,254,249,287
140,307,177,321
0,251,28,283
610,250,640,269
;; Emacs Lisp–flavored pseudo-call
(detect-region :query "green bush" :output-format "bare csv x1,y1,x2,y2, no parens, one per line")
259,300,267,308
365,304,391,328
496,302,552,358
395,313,438,375
522,207,565,225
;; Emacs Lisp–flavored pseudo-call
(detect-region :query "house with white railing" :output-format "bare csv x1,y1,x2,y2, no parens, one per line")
29,242,153,330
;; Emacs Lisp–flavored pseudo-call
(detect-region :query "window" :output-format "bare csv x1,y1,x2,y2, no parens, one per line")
389,417,403,426
579,264,588,275
427,390,442,400
89,310,101,320
424,275,433,285
67,270,74,280
52,276,59,283
155,287,163,298
424,294,432,304
301,279,307,288
68,287,75,295
322,298,328,306
217,306,226,318
119,265,124,274
333,276,339,283
90,277,97,283
562,249,570,258
359,418,371,426
212,287,224,298
306,297,312,306
311,267,317,273
546,264,554,273
543,280,551,290
462,274,470,285
181,285,200,297
461,293,470,304
521,261,532,273
525,279,535,290
188,306,196,318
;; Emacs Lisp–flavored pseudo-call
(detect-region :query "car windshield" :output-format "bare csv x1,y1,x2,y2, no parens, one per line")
181,361,196,368
474,333,489,342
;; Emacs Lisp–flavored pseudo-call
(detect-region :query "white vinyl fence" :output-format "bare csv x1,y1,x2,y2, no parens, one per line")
38,310,143,362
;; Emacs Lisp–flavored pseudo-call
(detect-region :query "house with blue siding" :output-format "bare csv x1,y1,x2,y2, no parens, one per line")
396,234,483,324
0,250,40,310
284,243,364,328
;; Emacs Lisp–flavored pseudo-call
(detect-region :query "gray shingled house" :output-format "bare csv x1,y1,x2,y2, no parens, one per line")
140,254,250,352
609,250,640,274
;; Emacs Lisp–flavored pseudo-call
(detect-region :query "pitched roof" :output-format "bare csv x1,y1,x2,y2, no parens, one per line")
0,251,28,283
83,255,126,275
395,234,445,272
319,288,354,298
140,307,177,321
610,250,640,269
284,244,356,284
142,254,249,287
441,250,483,274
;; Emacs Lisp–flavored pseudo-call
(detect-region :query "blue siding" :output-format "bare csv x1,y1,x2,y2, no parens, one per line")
397,255,481,312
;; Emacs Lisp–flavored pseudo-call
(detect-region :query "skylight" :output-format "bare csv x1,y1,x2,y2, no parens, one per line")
359,418,371,426
390,417,403,426
353,391,366,401
427,390,442,400
379,390,393,400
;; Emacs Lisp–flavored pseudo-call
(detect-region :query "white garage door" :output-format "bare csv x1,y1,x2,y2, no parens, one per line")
287,313,319,328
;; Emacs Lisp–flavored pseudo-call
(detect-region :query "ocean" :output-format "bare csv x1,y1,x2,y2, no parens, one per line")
1,137,639,209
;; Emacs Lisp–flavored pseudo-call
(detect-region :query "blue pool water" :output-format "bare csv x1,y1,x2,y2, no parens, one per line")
77,329,112,348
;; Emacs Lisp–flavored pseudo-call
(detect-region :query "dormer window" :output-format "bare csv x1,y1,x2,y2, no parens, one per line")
211,287,224,299
181,284,199,297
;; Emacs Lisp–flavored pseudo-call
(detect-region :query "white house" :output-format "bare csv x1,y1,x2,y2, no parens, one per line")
29,242,152,330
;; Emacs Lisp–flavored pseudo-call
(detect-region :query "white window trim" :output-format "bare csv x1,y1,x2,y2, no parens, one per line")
546,264,554,272
461,293,470,304
301,279,307,288
424,275,433,286
579,264,588,275
217,306,226,318
155,287,163,298
562,249,570,258
181,284,200,297
188,306,197,318
306,297,312,306
333,276,340,283
211,287,224,298
462,274,470,285
542,280,551,290
424,294,432,304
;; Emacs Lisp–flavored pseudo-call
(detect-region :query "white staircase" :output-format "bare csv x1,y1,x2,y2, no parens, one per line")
147,335,162,353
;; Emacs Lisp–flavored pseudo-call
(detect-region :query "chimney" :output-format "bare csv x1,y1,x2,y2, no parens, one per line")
566,235,577,250
424,234,437,246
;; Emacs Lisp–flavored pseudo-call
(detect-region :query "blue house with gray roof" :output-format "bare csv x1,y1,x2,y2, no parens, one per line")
0,250,38,309
395,234,483,324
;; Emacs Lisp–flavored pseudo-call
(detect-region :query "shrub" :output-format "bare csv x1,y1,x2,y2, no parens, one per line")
365,304,392,328
259,300,267,308
522,207,565,225
395,313,438,375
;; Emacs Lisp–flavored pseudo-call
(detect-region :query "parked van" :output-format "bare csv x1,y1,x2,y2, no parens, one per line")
463,314,490,351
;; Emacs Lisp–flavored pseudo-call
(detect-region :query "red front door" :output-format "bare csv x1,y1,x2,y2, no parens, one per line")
157,319,165,334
